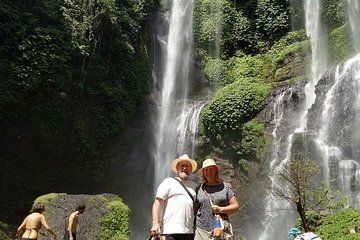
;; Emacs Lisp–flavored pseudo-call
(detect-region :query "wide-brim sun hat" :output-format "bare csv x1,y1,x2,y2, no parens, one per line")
199,158,221,175
171,154,197,173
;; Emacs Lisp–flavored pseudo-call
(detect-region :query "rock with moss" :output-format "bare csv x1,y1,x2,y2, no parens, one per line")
29,193,129,240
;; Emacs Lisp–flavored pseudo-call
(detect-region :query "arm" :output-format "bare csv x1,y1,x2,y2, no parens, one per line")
17,218,27,240
150,197,164,236
40,215,57,240
211,196,240,215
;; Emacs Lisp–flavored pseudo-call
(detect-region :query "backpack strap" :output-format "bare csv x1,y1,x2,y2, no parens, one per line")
173,177,194,202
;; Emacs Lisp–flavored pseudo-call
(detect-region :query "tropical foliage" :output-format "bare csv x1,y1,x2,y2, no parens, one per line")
98,199,130,240
0,0,156,224
316,207,360,239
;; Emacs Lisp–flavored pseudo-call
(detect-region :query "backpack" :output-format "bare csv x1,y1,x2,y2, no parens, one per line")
300,232,321,240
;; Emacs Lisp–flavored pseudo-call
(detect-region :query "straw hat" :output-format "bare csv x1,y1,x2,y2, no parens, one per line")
199,159,221,174
171,154,197,173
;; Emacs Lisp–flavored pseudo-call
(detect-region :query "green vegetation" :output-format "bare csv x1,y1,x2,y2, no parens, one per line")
317,208,360,239
272,153,346,232
225,56,264,84
202,56,227,89
202,80,269,139
240,121,269,161
98,198,130,240
34,193,66,206
198,80,270,171
254,0,290,48
0,0,157,222
322,0,347,29
194,0,256,58
265,30,308,72
0,222,14,240
296,210,322,232
328,24,353,64
194,0,290,57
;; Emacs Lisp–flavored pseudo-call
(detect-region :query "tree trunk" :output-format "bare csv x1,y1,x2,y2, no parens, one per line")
297,201,309,232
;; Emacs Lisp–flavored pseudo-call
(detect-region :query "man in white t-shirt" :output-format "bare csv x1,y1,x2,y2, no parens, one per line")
150,154,198,240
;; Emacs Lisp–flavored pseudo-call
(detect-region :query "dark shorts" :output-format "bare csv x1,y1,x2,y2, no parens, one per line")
64,230,76,240
21,238,37,240
162,233,194,240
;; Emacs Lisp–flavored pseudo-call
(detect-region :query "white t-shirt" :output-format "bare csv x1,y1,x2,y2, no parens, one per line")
156,177,197,234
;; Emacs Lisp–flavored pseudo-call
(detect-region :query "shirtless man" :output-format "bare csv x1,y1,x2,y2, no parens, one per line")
64,204,86,240
17,202,57,240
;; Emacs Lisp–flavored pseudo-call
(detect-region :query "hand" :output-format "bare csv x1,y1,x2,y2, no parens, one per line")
211,204,222,214
151,223,160,237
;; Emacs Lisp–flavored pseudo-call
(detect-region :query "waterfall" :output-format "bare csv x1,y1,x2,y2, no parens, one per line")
347,0,360,53
211,0,222,58
298,0,329,131
126,1,207,239
177,101,207,157
259,88,302,240
151,0,195,188
311,0,360,208
260,1,330,239
259,89,294,239
313,54,360,209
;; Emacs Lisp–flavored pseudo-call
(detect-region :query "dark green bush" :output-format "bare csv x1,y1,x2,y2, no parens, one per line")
225,56,264,85
202,80,270,139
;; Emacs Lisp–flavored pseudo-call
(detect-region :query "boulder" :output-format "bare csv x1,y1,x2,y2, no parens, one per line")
30,193,130,240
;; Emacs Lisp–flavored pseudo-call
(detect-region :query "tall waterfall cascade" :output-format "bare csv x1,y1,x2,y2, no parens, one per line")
259,0,360,239
312,54,360,209
150,0,204,190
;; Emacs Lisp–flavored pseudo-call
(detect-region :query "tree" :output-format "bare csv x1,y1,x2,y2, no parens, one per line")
254,0,290,48
271,153,346,232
